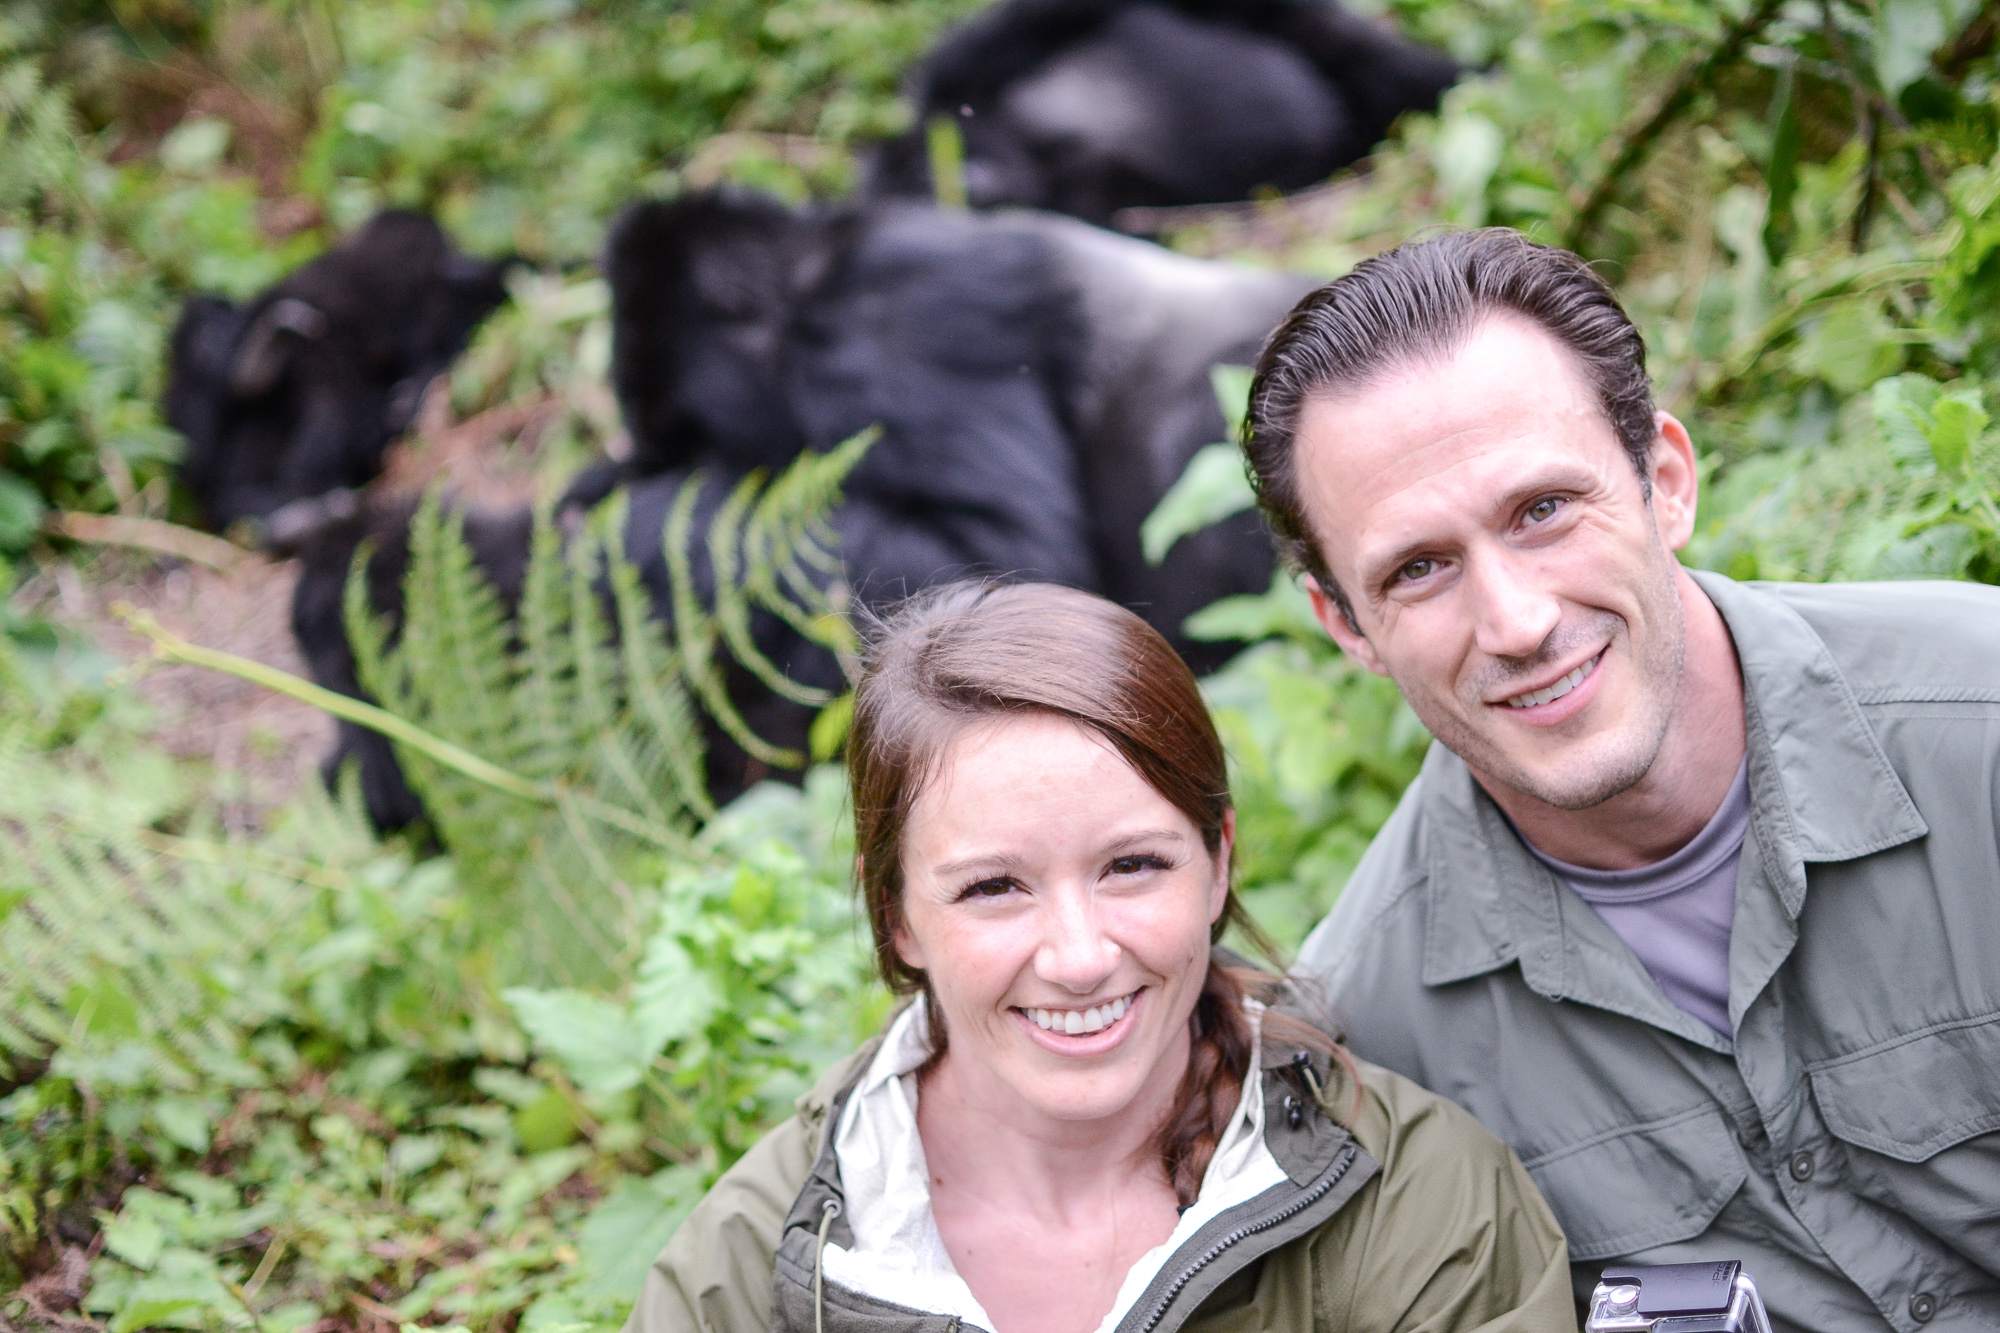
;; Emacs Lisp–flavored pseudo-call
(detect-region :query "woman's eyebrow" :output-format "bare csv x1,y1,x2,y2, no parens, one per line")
930,851,1025,881
1101,829,1189,854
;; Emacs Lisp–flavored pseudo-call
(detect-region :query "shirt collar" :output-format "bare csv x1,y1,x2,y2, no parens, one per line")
824,995,1287,1333
1417,571,1926,992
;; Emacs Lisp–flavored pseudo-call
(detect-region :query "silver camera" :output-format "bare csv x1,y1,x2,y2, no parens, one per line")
1584,1261,1772,1333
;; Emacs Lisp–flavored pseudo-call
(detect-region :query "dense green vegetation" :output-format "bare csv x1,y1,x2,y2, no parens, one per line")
4,0,1998,1328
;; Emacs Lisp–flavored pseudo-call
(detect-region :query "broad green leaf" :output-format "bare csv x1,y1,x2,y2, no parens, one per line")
1874,375,1944,467
1926,393,1988,472
103,1209,167,1270
1184,571,1322,644
151,1097,212,1156
514,1086,582,1153
1210,364,1254,440
1762,68,1801,264
1869,523,1980,578
110,1296,209,1333
1875,0,1950,96
1433,112,1504,225
1141,443,1256,565
634,925,720,1041
577,1167,702,1301
809,691,854,763
0,474,46,555
158,117,231,175
502,987,654,1098
1795,303,1901,395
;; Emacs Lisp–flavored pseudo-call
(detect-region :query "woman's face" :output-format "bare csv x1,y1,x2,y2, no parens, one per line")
893,713,1232,1128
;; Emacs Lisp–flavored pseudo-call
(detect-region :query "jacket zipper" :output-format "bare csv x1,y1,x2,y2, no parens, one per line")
1132,1144,1358,1333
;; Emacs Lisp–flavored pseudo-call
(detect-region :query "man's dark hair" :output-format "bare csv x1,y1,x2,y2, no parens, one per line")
1242,228,1656,629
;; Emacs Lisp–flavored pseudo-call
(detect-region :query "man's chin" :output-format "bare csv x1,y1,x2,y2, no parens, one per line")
1481,741,1660,811
1439,721,1663,812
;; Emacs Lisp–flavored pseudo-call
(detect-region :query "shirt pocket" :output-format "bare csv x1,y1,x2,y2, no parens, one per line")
1517,1103,1749,1262
1807,1009,2000,1162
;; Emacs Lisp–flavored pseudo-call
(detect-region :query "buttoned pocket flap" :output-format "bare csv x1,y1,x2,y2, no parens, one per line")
1808,1011,2000,1163
1519,1103,1748,1262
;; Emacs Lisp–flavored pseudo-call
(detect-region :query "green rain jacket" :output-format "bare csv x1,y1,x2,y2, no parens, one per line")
624,990,1575,1333
1298,572,2000,1332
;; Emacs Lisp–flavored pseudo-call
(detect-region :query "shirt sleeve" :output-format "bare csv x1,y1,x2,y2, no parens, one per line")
1309,1059,1579,1333
622,1111,819,1333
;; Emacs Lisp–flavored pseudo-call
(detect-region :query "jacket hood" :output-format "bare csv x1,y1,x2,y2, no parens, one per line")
768,976,1380,1333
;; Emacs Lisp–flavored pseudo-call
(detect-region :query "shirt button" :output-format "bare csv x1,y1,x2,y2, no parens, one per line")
1911,1292,1937,1323
1789,1151,1815,1181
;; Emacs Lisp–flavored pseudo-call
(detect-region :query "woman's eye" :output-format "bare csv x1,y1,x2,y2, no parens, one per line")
1108,854,1167,876
1398,557,1436,583
961,877,1015,899
1525,496,1564,524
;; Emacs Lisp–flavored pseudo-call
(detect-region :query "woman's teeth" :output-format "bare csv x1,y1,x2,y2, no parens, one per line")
1024,993,1133,1035
1505,653,1600,709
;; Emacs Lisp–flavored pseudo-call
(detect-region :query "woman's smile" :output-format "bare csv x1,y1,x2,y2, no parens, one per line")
1014,987,1144,1052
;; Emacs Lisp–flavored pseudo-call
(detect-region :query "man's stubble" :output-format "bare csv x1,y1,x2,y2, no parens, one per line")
1389,546,1688,812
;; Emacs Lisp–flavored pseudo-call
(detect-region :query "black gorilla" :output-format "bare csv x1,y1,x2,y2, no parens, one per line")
590,187,1311,659
166,211,513,543
296,189,1312,829
863,0,1459,225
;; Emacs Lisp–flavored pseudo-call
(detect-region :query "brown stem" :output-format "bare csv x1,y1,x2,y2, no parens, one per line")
1819,0,1879,250
44,511,248,571
1566,0,1789,250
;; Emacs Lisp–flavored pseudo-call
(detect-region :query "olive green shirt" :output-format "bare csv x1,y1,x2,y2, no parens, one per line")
1299,572,2000,1333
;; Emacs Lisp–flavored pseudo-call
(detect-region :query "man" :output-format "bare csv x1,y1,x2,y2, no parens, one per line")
1244,229,2000,1331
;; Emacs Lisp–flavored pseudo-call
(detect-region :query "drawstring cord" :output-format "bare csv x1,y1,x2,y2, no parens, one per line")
813,1197,841,1333
1293,1050,1327,1106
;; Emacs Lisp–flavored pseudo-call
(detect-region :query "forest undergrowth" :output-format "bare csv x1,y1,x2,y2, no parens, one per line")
4,0,1999,1329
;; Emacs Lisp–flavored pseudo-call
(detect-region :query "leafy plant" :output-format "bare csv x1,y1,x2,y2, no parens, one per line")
3,438,879,1328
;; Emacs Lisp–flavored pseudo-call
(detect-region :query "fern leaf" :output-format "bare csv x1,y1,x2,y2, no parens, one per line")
663,474,804,769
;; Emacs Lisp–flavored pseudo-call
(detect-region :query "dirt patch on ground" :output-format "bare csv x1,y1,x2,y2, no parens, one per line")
25,546,332,831
17,389,563,829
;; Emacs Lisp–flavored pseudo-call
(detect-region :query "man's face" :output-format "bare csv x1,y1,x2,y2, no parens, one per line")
1293,314,1696,811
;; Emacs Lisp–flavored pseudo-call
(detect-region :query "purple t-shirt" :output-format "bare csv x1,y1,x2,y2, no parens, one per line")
1518,761,1751,1037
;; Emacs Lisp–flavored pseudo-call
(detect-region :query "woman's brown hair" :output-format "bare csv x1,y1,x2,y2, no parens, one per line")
848,579,1331,1206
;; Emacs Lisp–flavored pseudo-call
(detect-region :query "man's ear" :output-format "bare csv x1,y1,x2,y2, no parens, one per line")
1306,576,1389,676
1649,412,1700,552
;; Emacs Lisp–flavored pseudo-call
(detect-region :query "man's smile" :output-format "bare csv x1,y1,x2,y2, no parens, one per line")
1498,649,1603,710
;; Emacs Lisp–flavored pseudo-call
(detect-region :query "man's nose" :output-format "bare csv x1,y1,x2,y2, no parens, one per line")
1466,548,1562,662
1034,888,1120,994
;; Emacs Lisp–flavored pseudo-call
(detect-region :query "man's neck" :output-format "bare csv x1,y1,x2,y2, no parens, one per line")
1477,570,1747,871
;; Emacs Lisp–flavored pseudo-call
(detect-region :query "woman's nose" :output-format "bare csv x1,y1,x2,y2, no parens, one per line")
1033,890,1120,993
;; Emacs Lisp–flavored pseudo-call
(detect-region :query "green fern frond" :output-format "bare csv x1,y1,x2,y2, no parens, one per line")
0,738,323,1076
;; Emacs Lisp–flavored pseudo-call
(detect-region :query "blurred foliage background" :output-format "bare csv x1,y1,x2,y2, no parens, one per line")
3,0,1998,1328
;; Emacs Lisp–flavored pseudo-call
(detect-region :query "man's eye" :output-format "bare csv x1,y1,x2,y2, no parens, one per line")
1398,558,1436,582
1525,496,1564,524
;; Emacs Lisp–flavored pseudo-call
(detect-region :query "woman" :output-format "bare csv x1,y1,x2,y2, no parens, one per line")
628,582,1574,1333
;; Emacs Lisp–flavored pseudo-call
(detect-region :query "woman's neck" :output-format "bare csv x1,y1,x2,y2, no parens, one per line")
914,1035,1192,1333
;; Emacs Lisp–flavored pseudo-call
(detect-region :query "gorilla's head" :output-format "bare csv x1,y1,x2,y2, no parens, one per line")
606,189,849,475
167,210,513,535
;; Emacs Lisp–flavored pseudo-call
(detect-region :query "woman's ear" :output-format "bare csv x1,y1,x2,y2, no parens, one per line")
1209,809,1236,924
892,922,926,972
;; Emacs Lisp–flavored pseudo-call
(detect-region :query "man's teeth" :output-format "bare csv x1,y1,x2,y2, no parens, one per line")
1505,654,1599,709
1025,993,1132,1034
